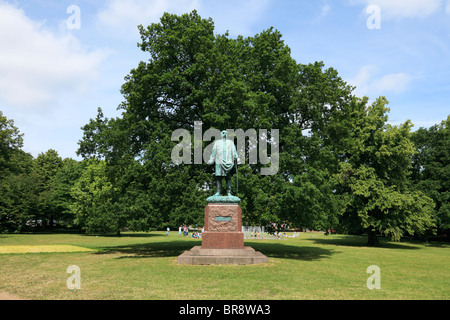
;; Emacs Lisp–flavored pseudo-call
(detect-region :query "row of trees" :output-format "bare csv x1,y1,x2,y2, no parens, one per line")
0,117,205,235
0,121,82,233
1,11,448,244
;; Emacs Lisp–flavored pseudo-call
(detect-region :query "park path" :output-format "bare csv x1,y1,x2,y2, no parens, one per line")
0,292,26,300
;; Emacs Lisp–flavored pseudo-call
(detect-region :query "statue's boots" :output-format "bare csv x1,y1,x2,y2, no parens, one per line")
214,179,221,196
226,178,232,196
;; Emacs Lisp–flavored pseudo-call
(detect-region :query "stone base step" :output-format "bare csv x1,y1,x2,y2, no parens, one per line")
177,246,269,265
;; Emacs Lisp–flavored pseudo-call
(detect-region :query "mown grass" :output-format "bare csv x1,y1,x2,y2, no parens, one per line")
0,232,448,300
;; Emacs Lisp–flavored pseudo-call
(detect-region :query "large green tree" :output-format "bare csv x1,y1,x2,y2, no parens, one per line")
411,116,450,232
1,112,82,232
52,158,86,228
77,10,354,231
0,111,38,232
71,160,125,235
77,11,437,243
0,170,41,232
328,97,435,245
33,149,63,227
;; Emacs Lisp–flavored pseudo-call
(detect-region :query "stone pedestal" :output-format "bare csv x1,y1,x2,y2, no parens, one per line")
177,201,268,265
202,203,244,249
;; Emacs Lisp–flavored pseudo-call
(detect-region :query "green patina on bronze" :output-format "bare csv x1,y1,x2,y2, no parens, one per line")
207,130,238,197
206,195,241,203
215,216,232,222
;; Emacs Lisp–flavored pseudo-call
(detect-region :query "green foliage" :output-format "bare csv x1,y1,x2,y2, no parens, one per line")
52,158,86,227
411,116,450,231
0,110,24,174
0,113,80,232
76,10,355,233
331,98,436,243
33,149,63,226
0,171,40,232
0,113,38,232
70,160,122,234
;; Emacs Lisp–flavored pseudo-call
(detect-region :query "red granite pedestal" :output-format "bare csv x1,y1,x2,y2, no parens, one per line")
177,203,268,265
202,203,244,249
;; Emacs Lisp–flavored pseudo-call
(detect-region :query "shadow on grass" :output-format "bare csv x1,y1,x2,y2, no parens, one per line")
304,235,421,250
248,242,336,261
96,240,336,261
0,232,164,239
82,232,163,238
424,241,450,248
96,240,200,259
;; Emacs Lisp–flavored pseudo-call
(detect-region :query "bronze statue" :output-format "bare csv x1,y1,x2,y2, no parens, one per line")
208,130,237,197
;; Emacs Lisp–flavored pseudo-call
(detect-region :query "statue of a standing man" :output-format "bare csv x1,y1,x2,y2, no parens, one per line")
208,130,238,196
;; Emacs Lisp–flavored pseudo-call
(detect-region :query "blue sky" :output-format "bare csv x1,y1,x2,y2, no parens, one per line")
1,0,449,160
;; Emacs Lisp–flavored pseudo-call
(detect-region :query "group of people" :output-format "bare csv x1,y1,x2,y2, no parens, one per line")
191,232,201,238
250,231,261,238
178,225,189,236
177,224,204,238
274,232,287,238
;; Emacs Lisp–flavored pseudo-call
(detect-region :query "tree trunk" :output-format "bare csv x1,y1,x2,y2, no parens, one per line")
367,229,378,246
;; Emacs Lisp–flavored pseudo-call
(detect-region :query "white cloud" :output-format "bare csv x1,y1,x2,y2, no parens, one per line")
97,0,272,38
372,73,412,94
97,0,274,39
97,0,200,35
350,0,443,19
199,0,271,36
348,65,377,97
314,1,331,22
446,0,450,13
0,2,107,111
349,65,412,97
316,2,331,21
321,3,331,16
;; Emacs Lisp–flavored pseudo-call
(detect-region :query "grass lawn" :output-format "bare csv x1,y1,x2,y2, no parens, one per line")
0,231,448,300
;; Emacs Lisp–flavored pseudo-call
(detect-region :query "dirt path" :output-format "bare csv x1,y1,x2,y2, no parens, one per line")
0,292,26,300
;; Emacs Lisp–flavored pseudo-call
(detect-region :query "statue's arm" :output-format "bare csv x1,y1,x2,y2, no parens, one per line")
207,142,216,165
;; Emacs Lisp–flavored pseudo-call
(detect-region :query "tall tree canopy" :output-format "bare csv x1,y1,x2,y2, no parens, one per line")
325,97,435,244
411,116,450,232
76,10,438,243
77,10,354,229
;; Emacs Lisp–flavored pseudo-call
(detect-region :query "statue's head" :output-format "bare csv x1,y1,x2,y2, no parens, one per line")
221,130,227,138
